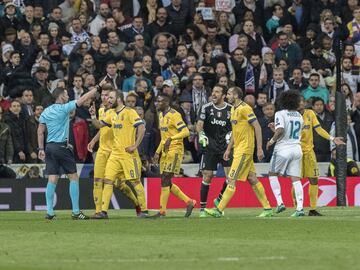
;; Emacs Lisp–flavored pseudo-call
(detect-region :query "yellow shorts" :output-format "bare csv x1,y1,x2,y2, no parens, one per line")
104,154,141,181
93,150,111,179
228,153,255,181
302,150,319,179
160,150,183,174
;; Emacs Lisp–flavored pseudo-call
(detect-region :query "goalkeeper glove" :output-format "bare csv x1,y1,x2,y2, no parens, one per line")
199,131,209,147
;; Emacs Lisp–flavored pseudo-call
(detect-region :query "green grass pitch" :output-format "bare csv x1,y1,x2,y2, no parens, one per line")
1,207,360,270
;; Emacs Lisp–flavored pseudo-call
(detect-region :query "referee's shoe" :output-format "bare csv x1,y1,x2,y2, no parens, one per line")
71,211,90,220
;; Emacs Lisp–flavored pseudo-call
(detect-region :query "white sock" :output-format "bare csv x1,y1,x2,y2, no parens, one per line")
292,181,304,211
269,176,283,206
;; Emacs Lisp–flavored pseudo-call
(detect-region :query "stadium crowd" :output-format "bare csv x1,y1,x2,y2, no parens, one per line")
0,0,360,172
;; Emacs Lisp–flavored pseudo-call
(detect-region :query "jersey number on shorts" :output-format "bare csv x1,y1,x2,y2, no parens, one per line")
289,120,301,139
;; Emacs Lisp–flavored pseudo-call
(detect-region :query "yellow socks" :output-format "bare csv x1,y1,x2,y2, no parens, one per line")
170,184,191,204
101,183,114,212
133,183,147,211
252,182,271,209
309,184,318,210
93,181,103,213
118,181,139,207
218,185,236,212
160,186,170,214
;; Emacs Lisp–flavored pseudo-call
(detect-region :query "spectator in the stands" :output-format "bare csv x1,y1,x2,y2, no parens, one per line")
69,75,86,101
20,88,34,118
274,32,303,73
265,67,289,103
126,92,138,108
148,7,171,42
3,100,28,163
122,61,152,95
302,73,330,104
341,57,360,95
312,97,334,162
26,104,43,163
0,106,13,165
351,92,360,158
89,2,110,36
107,30,126,57
266,4,284,35
258,102,275,162
254,91,268,118
288,67,308,92
330,113,359,161
166,0,193,38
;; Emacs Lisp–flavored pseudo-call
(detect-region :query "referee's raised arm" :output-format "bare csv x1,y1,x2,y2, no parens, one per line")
76,86,98,107
77,76,108,107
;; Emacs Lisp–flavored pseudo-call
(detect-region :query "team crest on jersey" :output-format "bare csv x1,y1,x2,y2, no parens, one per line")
121,115,124,121
210,109,214,116
217,111,222,117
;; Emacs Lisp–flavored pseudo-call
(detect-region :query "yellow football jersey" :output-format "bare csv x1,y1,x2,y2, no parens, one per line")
301,109,330,153
230,102,257,154
102,106,144,156
98,108,114,152
158,109,187,152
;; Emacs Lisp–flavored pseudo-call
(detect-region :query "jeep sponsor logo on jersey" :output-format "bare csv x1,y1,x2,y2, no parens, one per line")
211,118,227,126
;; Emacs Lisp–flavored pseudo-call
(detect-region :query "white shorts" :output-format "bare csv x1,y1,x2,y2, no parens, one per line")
269,145,303,177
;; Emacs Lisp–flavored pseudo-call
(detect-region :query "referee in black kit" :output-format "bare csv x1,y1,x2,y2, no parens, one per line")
37,83,100,220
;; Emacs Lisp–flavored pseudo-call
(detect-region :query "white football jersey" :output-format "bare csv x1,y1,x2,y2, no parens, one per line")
274,109,303,150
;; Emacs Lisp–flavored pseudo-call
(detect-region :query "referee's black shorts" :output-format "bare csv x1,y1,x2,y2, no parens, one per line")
45,142,77,175
201,151,232,171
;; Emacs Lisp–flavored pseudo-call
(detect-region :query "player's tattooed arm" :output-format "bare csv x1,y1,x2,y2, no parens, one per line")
267,127,285,150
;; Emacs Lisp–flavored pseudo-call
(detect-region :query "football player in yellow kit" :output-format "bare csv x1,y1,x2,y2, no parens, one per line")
88,86,142,217
298,96,344,216
90,89,148,218
152,93,196,218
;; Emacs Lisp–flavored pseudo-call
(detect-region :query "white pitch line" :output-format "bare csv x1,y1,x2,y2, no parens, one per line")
218,257,240,261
